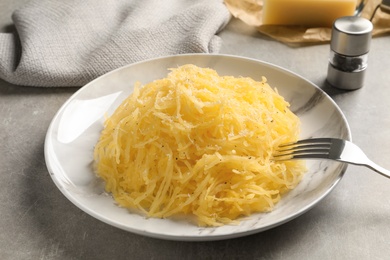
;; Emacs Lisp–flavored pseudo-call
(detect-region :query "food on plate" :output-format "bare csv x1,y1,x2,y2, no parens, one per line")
93,64,306,226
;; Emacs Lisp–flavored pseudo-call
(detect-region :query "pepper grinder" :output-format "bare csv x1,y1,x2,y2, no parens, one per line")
327,16,373,90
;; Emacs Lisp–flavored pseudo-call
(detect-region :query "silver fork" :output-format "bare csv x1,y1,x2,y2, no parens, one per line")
273,138,390,179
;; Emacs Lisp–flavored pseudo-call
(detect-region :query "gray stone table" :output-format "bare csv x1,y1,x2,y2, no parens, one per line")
2,1,390,259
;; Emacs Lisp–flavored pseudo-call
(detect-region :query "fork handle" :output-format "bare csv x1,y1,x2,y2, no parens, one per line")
365,161,390,179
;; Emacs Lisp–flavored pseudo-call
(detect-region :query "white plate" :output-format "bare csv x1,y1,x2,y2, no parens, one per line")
45,54,351,241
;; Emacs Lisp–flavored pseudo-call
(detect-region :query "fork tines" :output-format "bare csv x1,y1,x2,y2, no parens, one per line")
273,138,333,160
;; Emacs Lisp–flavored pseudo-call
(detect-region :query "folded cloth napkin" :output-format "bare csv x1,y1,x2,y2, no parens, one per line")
0,0,231,87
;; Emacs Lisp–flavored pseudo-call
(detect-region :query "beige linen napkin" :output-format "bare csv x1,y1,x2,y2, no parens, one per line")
0,0,231,87
225,0,390,45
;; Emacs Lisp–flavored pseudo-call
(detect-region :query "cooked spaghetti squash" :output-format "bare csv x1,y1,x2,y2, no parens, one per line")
93,64,305,226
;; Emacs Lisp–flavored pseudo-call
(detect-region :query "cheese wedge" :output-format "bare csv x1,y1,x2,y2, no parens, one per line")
262,0,357,27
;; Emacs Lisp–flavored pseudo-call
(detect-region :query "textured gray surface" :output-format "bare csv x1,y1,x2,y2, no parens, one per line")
2,1,390,259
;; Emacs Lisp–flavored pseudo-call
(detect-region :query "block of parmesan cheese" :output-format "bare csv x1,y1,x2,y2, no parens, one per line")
262,0,357,27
